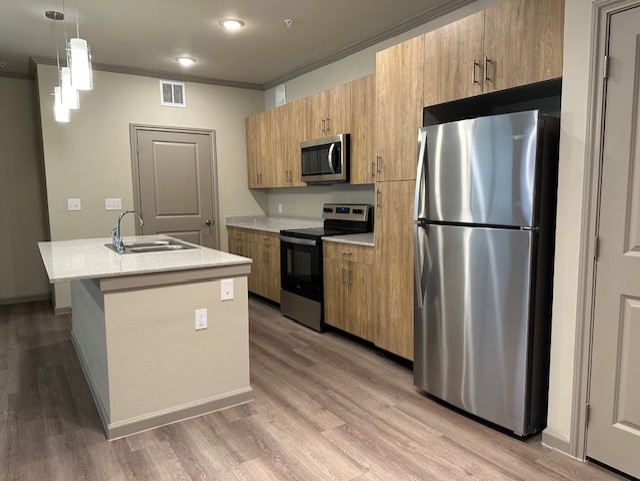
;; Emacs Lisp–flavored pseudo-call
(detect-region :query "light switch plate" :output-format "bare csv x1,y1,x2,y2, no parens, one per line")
278,203,283,214
221,279,234,301
67,198,81,211
105,198,122,211
195,308,207,330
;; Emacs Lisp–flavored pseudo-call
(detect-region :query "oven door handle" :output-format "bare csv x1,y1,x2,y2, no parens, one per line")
279,235,318,247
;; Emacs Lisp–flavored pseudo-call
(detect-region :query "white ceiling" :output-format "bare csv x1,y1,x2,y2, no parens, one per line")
0,0,472,89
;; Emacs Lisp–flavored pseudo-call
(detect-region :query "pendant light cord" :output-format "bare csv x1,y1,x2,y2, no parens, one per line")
54,14,61,74
62,0,69,52
75,0,80,38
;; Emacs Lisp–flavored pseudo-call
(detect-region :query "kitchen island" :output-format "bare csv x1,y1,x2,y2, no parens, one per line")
38,235,252,440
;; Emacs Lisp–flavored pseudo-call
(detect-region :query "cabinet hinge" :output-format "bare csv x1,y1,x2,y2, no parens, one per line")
603,55,609,80
586,403,591,426
594,236,600,261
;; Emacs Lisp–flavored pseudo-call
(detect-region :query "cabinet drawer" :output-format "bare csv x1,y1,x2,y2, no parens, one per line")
324,241,374,265
227,227,249,241
250,230,280,247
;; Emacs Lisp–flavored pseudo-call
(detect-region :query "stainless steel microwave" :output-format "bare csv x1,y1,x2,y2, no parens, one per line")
300,134,349,184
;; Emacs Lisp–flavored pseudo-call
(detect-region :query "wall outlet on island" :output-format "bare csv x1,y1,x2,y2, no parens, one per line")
278,203,283,214
195,308,207,330
221,279,234,301
67,198,81,211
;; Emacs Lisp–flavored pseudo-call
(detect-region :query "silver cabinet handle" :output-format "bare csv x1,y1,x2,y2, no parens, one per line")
484,56,491,83
341,266,347,284
340,251,352,256
325,117,330,133
472,59,480,84
376,189,381,208
376,155,381,173
371,161,376,177
321,118,325,134
202,219,212,226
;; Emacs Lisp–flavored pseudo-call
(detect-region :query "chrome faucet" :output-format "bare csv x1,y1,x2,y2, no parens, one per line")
111,210,144,253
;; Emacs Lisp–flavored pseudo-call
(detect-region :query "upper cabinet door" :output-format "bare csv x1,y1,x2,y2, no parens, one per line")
376,35,424,182
350,74,376,185
483,0,564,93
424,12,485,107
321,82,351,136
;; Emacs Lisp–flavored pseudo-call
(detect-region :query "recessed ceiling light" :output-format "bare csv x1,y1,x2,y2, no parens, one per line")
176,57,196,67
219,19,244,31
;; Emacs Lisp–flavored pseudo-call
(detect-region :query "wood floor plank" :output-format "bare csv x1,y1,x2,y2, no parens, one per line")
0,298,629,481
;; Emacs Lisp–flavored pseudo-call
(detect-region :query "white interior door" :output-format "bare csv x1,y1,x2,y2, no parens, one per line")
135,128,218,249
587,6,640,478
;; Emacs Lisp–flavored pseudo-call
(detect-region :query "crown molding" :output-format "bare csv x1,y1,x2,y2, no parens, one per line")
29,57,263,91
262,0,476,90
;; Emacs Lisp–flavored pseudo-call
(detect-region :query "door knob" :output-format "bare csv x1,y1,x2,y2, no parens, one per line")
202,219,213,226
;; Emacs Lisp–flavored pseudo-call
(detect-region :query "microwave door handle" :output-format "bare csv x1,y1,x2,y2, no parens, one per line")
327,143,336,174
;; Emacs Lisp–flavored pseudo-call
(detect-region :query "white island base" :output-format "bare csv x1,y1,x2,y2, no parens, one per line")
71,266,252,440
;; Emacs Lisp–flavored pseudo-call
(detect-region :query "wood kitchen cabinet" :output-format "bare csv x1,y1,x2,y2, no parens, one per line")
246,110,275,188
228,228,280,303
273,101,305,187
323,242,376,342
350,74,376,185
424,0,564,106
375,35,424,182
303,83,351,141
483,0,564,93
374,180,414,360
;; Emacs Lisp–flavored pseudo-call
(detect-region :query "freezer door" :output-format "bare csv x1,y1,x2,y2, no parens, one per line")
424,110,540,227
414,224,535,435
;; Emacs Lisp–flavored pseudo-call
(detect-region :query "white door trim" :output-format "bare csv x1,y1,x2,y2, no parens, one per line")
129,124,221,249
570,0,640,460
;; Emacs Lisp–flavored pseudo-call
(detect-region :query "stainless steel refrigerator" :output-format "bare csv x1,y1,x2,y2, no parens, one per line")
413,110,560,436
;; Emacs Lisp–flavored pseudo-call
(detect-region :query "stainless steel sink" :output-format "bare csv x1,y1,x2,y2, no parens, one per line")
105,239,194,254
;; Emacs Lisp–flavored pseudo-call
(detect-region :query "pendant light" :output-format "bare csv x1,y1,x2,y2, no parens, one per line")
60,0,79,109
46,10,70,123
67,0,93,91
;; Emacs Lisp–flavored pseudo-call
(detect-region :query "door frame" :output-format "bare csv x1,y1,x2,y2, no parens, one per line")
129,124,221,249
569,0,640,460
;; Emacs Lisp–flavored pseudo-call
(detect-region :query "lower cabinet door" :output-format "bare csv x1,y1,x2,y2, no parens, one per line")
324,257,347,331
347,262,376,342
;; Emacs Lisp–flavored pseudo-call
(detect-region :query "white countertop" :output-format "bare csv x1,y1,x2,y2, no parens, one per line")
323,233,375,247
226,215,323,233
38,235,251,283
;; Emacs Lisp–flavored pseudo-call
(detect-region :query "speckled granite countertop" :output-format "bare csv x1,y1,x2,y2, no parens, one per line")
38,235,251,283
225,215,323,233
323,233,375,247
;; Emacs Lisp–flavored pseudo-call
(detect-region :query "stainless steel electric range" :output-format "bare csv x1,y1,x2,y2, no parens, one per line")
279,203,372,331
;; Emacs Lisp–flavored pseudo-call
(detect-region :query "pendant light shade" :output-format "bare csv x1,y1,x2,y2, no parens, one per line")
54,87,70,123
60,67,80,109
68,37,93,91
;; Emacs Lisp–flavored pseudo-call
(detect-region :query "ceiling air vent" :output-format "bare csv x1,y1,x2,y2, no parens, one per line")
159,80,186,107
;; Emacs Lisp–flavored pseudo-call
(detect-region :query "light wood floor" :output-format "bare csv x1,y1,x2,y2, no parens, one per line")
0,298,628,481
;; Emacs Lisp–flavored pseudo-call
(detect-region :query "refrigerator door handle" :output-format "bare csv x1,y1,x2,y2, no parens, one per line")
414,128,428,222
413,223,429,308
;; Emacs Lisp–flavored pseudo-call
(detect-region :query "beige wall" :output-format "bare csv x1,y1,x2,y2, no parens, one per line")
545,0,593,446
36,64,267,309
266,184,374,217
0,77,50,303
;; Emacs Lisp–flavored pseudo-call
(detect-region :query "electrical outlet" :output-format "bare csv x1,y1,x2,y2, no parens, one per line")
221,279,234,301
105,198,122,211
67,198,81,211
278,203,283,214
195,308,207,330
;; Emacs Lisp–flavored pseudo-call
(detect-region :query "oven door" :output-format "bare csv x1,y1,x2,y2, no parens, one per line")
280,235,323,302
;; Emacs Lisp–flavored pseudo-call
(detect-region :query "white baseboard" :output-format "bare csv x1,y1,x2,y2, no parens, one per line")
542,429,572,456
